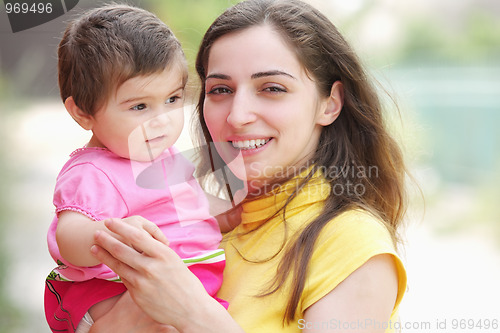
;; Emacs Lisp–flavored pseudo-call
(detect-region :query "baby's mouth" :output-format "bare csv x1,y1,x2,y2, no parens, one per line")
231,138,271,150
146,135,165,143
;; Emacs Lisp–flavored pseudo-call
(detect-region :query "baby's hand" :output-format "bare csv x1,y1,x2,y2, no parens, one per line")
215,205,242,233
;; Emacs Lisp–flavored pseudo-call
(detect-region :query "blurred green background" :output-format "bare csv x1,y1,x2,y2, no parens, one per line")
1,0,499,331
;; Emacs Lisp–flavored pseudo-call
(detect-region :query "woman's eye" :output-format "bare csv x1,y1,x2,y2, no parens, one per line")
263,85,287,93
207,87,232,95
131,103,147,111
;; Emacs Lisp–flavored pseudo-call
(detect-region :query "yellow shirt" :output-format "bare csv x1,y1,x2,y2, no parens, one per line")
217,173,407,332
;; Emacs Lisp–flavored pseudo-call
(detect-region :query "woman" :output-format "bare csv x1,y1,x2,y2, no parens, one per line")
89,0,408,331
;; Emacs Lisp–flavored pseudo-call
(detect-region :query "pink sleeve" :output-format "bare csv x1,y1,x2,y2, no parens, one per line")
54,163,129,220
48,163,129,281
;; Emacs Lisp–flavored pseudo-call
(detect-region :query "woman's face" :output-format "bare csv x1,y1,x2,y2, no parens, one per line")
203,25,334,192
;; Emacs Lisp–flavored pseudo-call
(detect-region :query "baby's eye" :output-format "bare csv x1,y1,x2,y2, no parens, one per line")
131,103,147,111
207,87,232,95
166,96,181,104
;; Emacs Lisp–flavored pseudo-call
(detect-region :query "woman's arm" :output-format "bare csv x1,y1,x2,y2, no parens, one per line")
89,291,178,333
91,217,244,333
303,254,398,332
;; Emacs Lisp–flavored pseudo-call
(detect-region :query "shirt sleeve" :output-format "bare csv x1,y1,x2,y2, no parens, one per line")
49,162,129,281
53,162,129,220
300,210,407,314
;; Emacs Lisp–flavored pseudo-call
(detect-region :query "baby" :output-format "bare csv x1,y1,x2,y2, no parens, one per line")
44,4,225,332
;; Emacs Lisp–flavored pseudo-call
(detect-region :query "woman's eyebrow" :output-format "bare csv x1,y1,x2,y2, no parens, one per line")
206,70,296,81
251,70,296,80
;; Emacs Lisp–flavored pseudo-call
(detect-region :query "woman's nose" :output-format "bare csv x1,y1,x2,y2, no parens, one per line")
226,90,257,128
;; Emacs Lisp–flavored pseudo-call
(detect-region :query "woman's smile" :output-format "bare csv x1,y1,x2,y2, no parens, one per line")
230,138,271,150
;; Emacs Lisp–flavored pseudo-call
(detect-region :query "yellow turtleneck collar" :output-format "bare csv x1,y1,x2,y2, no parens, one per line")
238,167,331,230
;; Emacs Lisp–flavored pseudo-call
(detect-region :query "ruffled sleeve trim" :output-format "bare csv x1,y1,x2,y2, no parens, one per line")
55,206,100,222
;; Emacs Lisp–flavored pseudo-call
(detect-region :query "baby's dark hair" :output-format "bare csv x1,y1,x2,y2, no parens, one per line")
58,3,186,115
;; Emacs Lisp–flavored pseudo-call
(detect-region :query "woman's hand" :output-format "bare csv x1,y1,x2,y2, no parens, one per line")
101,216,170,249
91,216,204,325
91,216,242,332
92,216,243,333
89,291,179,333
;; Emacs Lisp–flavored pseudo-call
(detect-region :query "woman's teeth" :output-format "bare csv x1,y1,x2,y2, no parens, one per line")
231,138,270,150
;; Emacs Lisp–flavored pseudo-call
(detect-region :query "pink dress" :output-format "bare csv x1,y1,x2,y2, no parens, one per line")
45,146,226,332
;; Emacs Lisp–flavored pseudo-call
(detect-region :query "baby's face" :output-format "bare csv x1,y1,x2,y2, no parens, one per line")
89,65,185,161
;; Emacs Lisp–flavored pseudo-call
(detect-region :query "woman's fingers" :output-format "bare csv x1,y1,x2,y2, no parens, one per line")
91,231,140,283
103,218,168,258
92,217,178,287
110,216,170,246
133,216,169,245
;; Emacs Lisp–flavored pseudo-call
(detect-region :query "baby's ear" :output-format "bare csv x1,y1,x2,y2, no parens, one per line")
317,81,344,126
64,97,94,131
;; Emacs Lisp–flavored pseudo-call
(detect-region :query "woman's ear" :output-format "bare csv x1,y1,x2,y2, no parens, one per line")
317,81,344,126
64,96,94,131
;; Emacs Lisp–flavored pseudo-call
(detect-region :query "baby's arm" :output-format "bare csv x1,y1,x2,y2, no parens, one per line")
56,210,108,267
55,211,125,323
205,193,242,232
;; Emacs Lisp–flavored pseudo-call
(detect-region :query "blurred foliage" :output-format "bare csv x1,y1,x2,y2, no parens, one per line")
150,0,242,77
0,129,22,331
0,75,13,106
478,159,500,242
399,9,500,64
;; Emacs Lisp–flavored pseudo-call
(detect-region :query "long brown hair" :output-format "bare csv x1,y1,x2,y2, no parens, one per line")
195,0,408,324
